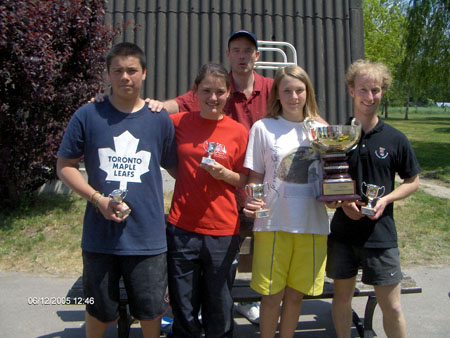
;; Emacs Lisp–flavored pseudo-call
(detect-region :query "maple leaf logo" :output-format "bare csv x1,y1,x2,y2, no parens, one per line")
98,131,151,190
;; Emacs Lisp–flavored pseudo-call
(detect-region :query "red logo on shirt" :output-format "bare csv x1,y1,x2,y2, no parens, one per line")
203,141,227,159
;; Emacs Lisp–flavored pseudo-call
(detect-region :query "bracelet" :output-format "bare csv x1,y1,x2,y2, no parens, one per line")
94,193,104,212
89,190,100,204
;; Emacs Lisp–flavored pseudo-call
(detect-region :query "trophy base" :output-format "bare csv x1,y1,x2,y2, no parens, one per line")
361,206,375,216
201,157,215,165
116,202,131,218
255,208,270,218
322,179,356,196
318,194,361,202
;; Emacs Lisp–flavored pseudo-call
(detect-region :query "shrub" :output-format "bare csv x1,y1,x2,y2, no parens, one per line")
0,0,118,207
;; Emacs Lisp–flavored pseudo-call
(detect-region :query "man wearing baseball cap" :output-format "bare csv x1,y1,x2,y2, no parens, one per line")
227,29,258,49
152,29,273,132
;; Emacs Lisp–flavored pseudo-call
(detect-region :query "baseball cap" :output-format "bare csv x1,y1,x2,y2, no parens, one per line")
228,30,258,49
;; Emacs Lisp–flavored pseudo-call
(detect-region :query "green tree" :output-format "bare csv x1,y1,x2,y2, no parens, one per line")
364,0,405,70
363,0,407,117
401,0,450,118
0,0,118,208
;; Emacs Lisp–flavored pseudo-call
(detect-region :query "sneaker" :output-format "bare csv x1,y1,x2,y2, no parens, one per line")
160,316,173,336
235,302,260,324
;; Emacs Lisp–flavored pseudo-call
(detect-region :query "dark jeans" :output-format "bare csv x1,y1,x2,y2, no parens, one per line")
166,223,240,338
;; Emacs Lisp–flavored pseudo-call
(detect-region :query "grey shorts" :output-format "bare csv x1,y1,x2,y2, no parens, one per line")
82,251,169,322
326,237,402,285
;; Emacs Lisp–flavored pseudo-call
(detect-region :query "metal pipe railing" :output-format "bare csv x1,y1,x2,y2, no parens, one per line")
255,40,298,70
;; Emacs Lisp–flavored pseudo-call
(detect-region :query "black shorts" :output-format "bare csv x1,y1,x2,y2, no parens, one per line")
326,237,402,286
82,251,169,322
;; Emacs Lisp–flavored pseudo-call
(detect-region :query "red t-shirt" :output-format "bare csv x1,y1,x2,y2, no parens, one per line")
175,71,274,131
168,111,249,236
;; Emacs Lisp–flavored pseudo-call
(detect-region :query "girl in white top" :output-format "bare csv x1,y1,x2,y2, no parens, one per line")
243,65,330,338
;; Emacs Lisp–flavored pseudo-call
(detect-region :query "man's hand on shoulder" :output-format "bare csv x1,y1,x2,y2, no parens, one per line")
144,98,165,112
145,98,180,114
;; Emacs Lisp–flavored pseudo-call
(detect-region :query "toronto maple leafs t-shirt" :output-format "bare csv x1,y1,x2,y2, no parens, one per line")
57,98,177,255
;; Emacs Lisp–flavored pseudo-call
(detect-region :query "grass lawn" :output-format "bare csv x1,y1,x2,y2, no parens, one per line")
0,192,174,276
0,107,449,275
1,189,448,275
381,107,450,184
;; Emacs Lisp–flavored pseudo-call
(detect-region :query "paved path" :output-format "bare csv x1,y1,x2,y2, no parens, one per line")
417,178,450,199
395,175,450,199
1,265,449,337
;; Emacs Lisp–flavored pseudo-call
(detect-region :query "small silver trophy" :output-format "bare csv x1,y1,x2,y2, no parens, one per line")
201,141,218,165
360,182,385,216
245,183,270,218
109,189,131,217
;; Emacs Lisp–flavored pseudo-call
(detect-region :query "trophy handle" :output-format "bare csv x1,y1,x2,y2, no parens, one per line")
351,118,361,128
377,186,385,198
245,184,253,199
264,182,270,198
303,117,315,141
304,117,314,129
350,118,362,139
361,182,367,197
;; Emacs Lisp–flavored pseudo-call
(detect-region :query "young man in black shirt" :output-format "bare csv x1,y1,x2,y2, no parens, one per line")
326,60,420,338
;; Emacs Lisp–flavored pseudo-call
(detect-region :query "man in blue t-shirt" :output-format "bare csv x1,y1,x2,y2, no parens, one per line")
57,42,177,338
326,60,420,338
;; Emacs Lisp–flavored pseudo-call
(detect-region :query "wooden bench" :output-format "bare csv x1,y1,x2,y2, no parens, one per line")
66,270,421,338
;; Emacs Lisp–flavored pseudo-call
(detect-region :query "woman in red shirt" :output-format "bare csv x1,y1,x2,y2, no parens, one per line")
167,63,249,338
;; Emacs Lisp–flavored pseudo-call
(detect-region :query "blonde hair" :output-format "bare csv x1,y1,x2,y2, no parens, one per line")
345,59,392,91
266,65,320,120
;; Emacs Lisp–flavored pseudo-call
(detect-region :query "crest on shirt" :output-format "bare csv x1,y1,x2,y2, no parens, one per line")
375,147,388,159
202,141,227,160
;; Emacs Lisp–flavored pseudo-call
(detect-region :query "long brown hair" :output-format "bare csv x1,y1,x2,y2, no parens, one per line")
266,65,320,120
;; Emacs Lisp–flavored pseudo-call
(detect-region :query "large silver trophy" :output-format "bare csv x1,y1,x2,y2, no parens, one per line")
109,189,131,217
361,182,385,216
304,117,362,202
245,183,270,218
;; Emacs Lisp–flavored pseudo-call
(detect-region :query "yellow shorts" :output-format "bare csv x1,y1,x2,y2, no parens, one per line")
250,231,327,296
